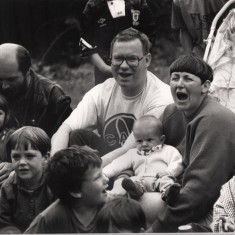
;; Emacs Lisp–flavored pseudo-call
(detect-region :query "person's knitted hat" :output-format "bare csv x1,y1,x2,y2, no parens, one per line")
170,54,213,83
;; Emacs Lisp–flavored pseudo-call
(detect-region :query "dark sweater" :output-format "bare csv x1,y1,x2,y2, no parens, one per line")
152,96,235,232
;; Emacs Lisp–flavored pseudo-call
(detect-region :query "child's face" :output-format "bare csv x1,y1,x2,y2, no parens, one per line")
11,145,44,185
133,122,163,153
0,109,5,130
80,166,109,207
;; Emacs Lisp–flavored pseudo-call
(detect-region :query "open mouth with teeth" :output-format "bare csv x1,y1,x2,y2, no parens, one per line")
177,92,188,101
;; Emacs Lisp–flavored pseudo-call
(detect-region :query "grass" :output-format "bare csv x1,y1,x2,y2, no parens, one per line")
33,38,183,109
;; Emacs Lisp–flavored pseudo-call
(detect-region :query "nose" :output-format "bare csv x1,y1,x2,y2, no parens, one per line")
142,141,148,147
19,157,27,165
176,77,185,88
119,59,129,69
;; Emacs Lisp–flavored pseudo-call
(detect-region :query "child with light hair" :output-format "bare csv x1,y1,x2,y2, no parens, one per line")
103,115,184,205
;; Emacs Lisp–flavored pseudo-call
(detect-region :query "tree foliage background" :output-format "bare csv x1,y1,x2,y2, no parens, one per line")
0,0,183,108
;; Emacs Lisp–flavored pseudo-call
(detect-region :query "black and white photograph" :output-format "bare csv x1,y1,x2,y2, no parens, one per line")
0,0,235,233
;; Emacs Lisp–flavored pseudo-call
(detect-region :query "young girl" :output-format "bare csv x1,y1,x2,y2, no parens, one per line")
0,94,18,163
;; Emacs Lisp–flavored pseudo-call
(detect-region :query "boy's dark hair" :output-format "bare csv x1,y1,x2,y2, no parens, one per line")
96,197,146,233
46,145,101,203
170,54,213,84
110,27,151,56
0,94,16,129
6,126,51,157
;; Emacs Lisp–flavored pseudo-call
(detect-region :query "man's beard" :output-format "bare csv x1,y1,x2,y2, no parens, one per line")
1,77,28,101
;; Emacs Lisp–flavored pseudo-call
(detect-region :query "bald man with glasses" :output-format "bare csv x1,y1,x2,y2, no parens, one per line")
51,28,173,167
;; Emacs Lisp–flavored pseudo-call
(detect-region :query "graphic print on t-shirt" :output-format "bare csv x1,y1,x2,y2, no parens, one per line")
102,113,136,150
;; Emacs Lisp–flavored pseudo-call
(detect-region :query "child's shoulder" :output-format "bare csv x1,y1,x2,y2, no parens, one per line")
162,144,180,153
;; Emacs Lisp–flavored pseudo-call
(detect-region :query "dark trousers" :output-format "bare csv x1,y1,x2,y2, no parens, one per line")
69,129,110,157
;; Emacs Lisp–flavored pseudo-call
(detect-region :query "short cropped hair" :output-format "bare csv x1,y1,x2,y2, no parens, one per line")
46,145,102,203
96,197,146,233
6,126,51,157
16,45,31,75
110,27,151,56
170,54,213,83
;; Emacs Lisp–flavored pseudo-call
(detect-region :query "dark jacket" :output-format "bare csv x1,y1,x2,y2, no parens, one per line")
152,97,235,232
0,173,55,233
8,70,72,137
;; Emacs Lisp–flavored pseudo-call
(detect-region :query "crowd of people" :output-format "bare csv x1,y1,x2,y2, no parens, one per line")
0,0,235,233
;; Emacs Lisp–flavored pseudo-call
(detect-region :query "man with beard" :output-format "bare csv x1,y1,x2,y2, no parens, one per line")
0,43,72,184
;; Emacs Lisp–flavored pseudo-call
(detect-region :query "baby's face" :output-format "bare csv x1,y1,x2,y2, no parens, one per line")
133,124,163,153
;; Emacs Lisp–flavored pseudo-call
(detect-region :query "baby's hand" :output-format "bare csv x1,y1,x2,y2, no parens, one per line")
220,216,235,232
156,170,170,178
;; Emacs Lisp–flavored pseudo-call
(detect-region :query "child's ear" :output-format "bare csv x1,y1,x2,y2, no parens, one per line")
42,151,50,161
69,191,82,198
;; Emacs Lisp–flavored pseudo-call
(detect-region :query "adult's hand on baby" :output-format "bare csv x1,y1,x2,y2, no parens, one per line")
109,178,127,196
0,162,14,185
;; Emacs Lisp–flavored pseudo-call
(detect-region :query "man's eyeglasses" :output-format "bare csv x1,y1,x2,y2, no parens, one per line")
110,55,147,68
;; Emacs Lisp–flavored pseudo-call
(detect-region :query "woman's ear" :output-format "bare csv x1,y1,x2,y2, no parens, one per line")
202,80,211,93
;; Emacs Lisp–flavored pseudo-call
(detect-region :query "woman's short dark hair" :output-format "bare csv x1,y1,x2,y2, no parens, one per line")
46,145,101,203
170,54,213,83
110,27,151,56
16,45,31,75
97,197,146,233
6,126,51,157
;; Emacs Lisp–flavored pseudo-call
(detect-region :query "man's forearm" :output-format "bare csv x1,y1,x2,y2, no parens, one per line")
51,123,71,156
101,132,136,167
102,147,127,167
91,53,112,75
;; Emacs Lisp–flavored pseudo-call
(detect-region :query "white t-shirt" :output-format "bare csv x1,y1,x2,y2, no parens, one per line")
64,71,173,149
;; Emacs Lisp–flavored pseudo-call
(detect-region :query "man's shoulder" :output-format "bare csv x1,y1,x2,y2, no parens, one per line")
31,70,70,104
33,71,62,91
146,71,173,101
87,77,116,96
